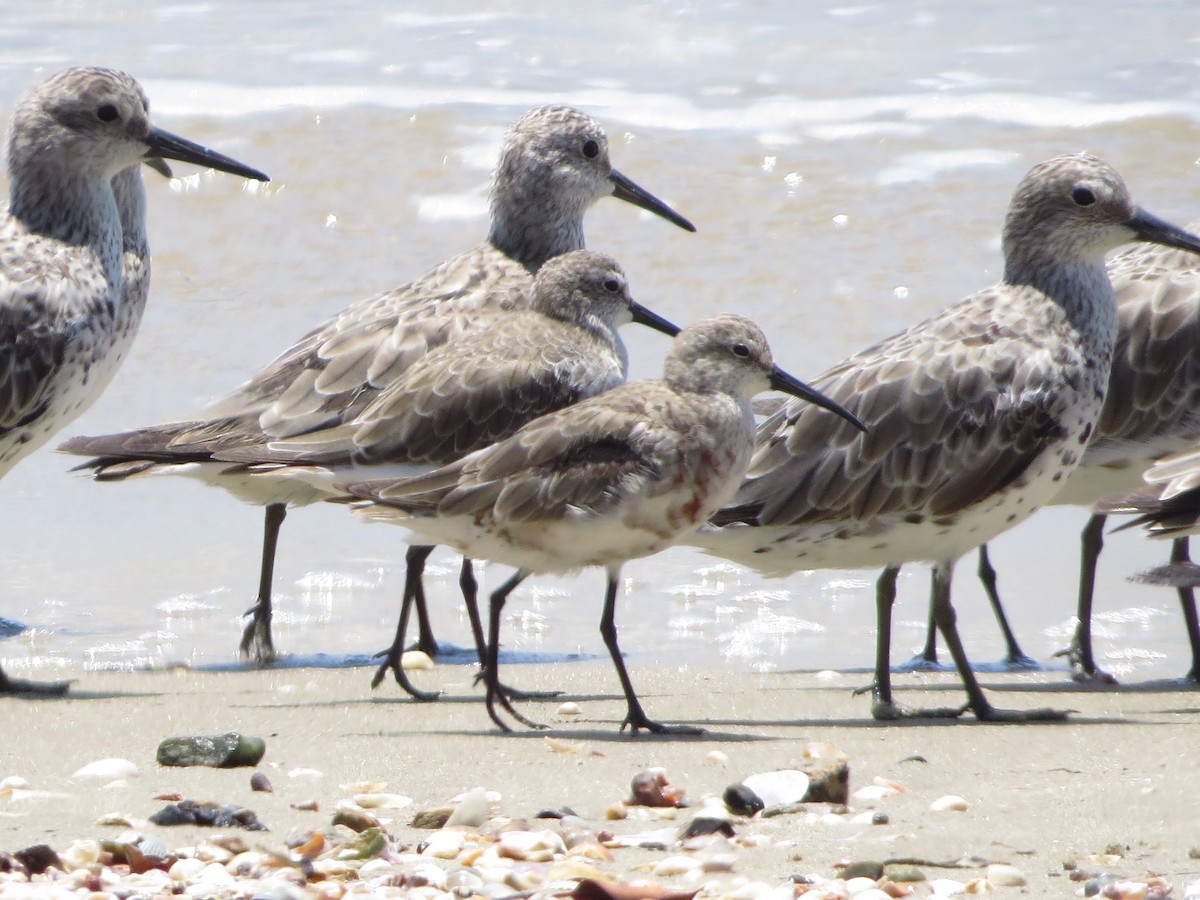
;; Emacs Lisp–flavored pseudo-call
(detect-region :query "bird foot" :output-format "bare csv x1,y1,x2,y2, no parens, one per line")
894,653,945,673
239,603,276,665
971,704,1073,723
369,648,441,701
871,698,969,720
0,675,71,696
1001,653,1042,671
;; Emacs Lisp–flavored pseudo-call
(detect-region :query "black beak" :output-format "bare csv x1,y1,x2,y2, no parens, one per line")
629,299,682,338
610,168,695,233
145,126,269,182
768,366,868,433
1129,207,1200,255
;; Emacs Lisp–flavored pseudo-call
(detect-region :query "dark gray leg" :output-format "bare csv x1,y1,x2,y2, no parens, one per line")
370,545,440,701
931,560,1068,722
240,503,286,663
599,567,702,735
1068,514,1116,682
482,570,545,732
1171,537,1200,683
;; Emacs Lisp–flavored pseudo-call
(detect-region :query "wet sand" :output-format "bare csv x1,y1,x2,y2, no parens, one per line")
2,662,1197,895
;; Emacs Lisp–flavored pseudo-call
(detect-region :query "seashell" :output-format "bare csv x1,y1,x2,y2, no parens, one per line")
420,829,465,859
652,856,701,877
853,891,898,900
628,769,686,808
250,772,273,793
605,802,628,821
445,786,490,827
58,839,101,869
291,800,319,812
352,792,412,809
927,879,967,896
287,767,324,779
401,649,435,671
610,826,678,849
556,701,583,717
962,877,994,893
739,770,809,808
705,750,728,766
357,857,399,880
406,861,450,889
94,812,139,827
70,758,139,782
497,828,565,862
6,788,74,804
445,867,483,893
546,736,581,753
0,775,29,791
929,795,968,813
985,864,1025,887
169,857,206,882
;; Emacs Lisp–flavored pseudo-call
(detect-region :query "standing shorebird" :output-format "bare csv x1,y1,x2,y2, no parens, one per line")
917,228,1200,682
0,66,267,694
340,314,866,734
61,105,695,667
690,154,1200,721
201,250,682,698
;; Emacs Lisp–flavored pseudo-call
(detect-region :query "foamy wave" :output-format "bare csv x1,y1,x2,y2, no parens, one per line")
141,79,1200,136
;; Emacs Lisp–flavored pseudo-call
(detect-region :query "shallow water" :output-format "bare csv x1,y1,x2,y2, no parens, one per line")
2,1,1200,688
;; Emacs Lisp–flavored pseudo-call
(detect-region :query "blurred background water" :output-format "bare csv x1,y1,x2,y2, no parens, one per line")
2,0,1200,688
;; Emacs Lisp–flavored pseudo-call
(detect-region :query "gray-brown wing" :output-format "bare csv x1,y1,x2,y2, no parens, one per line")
215,318,624,468
358,385,673,522
0,292,69,438
723,287,1077,527
1089,229,1200,450
201,242,531,440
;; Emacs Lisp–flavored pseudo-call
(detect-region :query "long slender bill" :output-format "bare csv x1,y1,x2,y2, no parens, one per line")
629,299,682,338
145,126,269,182
769,366,868,433
610,168,695,232
1129,208,1200,255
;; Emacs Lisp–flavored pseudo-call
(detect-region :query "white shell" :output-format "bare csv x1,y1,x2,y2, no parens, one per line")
739,769,810,807
70,758,139,782
929,794,969,812
985,864,1026,887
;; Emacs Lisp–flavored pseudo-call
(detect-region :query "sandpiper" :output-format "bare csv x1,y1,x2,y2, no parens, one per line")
920,226,1200,682
0,66,267,694
691,154,1200,721
211,249,682,698
60,105,694,666
340,314,865,734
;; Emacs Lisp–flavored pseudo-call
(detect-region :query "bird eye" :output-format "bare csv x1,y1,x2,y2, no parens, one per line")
1071,186,1096,206
582,139,600,159
732,342,751,358
97,103,120,123
603,278,621,293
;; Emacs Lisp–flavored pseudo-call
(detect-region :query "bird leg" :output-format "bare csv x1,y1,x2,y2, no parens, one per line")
1171,537,1200,684
483,570,546,732
1066,514,1117,683
930,560,1068,722
600,567,702,735
240,503,286,664
461,559,561,701
370,545,440,700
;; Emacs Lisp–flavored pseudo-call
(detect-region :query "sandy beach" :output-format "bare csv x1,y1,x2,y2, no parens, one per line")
1,662,1196,897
